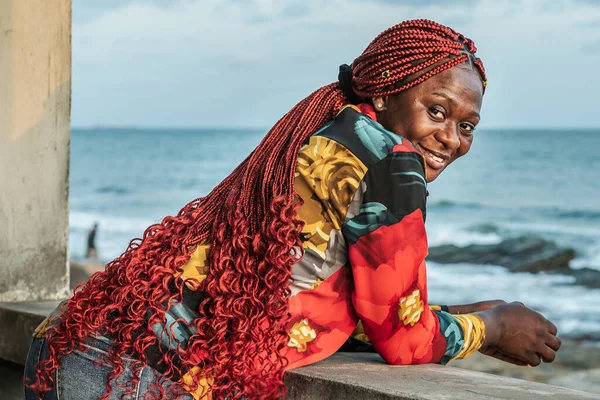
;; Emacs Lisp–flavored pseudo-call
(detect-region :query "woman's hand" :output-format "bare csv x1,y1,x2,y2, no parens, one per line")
476,302,561,366
446,300,506,314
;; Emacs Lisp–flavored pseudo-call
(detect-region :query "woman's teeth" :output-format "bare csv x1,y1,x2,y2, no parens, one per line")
425,150,444,163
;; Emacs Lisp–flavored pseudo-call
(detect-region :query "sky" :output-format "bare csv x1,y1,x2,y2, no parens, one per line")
72,0,600,129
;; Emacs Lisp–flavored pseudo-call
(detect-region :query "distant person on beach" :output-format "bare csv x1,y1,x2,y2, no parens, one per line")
26,20,561,399
86,223,98,259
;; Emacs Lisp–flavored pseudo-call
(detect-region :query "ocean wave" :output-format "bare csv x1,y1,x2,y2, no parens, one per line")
467,223,501,234
429,200,600,223
428,199,484,209
70,211,155,235
497,220,600,238
94,185,130,195
426,225,502,247
467,220,600,239
427,262,600,335
69,211,152,261
95,185,130,195
571,241,600,270
540,207,600,221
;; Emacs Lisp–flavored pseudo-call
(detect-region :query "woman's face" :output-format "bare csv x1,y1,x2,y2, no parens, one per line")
374,64,484,183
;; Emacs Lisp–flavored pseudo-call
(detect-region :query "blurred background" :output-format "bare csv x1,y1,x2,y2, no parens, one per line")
66,0,600,394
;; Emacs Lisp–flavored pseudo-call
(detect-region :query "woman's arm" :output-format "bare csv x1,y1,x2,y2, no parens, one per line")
343,149,485,364
342,148,561,366
432,300,506,315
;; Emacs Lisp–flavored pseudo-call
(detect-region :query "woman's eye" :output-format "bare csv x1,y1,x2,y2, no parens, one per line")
460,123,476,134
429,107,445,120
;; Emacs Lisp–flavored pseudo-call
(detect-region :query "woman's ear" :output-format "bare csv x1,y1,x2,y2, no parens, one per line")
372,96,387,111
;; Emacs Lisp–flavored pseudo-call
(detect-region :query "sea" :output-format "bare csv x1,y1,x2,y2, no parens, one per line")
70,128,600,338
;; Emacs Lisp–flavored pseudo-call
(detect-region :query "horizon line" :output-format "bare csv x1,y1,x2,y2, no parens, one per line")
71,125,600,132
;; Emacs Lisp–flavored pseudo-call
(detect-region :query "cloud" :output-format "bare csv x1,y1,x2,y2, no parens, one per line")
575,0,600,6
71,0,600,128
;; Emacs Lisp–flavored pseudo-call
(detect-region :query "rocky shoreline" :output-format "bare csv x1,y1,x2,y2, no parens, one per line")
427,236,600,289
428,235,600,395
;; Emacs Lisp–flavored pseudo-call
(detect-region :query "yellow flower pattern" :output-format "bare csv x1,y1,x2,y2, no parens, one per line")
310,278,323,290
177,243,211,288
450,314,486,361
287,319,317,352
180,366,214,400
398,289,424,327
34,317,52,338
295,136,367,260
351,320,370,343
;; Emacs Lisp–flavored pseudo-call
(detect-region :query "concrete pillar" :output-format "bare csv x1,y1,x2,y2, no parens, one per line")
0,0,71,301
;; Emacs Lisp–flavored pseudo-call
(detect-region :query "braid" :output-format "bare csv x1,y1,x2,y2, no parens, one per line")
352,19,487,99
27,19,486,399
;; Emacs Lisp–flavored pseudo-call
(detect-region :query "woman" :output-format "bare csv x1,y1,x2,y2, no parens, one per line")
25,19,561,399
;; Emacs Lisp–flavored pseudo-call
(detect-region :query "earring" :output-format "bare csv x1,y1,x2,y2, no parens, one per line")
377,102,384,109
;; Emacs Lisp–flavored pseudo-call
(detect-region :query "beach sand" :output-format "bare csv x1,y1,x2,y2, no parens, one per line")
69,258,105,289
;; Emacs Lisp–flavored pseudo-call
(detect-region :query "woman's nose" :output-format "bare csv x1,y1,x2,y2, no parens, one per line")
436,124,460,151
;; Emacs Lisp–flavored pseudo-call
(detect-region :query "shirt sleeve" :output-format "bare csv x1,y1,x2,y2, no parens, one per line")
342,150,486,365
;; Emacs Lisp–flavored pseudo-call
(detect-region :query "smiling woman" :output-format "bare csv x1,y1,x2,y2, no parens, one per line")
25,19,560,400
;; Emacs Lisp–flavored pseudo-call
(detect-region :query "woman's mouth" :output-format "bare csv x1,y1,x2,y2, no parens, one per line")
417,144,450,170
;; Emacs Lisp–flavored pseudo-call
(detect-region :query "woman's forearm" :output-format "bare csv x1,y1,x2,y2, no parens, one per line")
445,300,506,315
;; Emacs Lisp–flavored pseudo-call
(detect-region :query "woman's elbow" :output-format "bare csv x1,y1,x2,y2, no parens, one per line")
376,343,438,365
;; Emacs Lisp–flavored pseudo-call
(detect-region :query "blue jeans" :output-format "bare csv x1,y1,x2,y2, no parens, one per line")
23,335,193,399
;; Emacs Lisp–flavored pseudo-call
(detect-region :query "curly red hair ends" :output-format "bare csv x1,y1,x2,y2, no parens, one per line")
27,20,486,399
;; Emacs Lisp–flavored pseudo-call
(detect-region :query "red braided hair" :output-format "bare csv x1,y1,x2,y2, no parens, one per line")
27,19,486,399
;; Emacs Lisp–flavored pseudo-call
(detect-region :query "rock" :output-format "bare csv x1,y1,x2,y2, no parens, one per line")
572,268,600,289
469,223,501,234
427,237,600,289
427,237,576,274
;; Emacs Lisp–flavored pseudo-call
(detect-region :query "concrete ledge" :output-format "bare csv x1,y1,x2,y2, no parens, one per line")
2,302,598,399
0,301,59,365
285,353,600,399
0,358,26,400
